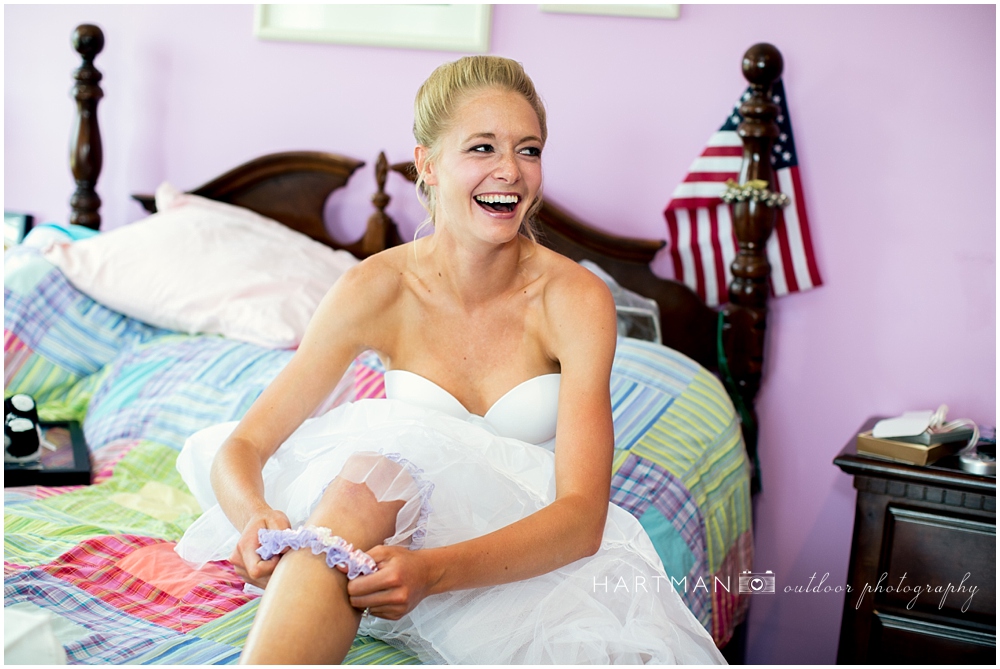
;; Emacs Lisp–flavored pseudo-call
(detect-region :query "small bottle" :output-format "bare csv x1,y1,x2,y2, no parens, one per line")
5,394,39,425
5,417,41,463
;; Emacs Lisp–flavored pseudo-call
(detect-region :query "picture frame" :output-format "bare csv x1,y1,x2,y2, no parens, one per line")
254,4,493,53
540,4,680,19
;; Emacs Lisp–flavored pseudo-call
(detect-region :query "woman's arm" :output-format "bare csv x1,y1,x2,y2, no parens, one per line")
348,264,618,618
213,258,399,585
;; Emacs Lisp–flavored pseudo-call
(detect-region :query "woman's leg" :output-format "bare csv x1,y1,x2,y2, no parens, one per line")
240,456,408,664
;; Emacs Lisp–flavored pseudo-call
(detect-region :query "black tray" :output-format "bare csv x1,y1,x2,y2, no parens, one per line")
4,420,91,487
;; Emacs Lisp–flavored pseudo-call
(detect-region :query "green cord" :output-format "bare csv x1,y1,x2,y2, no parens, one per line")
717,311,762,492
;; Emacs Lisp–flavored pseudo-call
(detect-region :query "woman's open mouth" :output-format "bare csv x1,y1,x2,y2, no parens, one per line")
474,193,520,214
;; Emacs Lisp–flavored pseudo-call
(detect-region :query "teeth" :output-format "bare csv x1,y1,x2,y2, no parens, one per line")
475,194,519,204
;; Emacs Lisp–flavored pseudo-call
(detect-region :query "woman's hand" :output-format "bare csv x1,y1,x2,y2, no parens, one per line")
344,545,440,620
230,508,291,589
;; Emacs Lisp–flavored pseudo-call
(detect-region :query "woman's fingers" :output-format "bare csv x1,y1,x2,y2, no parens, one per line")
349,592,408,621
345,547,429,620
347,569,396,599
366,544,391,562
237,547,277,588
231,509,292,588
362,605,405,621
265,510,292,531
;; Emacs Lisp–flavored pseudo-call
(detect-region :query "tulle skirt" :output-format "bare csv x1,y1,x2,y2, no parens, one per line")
175,399,725,664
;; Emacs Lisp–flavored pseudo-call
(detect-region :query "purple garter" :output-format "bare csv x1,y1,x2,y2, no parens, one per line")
256,526,378,579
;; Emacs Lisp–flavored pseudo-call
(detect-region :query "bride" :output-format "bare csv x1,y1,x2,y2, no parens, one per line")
174,55,725,665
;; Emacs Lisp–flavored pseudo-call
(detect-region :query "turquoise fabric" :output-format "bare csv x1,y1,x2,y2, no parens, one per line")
639,505,696,582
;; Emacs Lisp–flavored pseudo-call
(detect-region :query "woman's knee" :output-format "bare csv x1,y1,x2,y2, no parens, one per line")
308,454,409,547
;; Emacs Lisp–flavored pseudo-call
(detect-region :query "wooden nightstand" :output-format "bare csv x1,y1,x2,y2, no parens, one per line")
834,418,995,664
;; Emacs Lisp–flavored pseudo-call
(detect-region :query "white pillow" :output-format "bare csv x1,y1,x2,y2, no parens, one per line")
43,183,359,349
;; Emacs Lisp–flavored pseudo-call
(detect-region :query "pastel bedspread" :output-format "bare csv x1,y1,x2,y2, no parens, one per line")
4,246,751,662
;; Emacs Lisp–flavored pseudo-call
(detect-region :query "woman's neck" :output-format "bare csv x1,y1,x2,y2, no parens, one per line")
419,230,527,311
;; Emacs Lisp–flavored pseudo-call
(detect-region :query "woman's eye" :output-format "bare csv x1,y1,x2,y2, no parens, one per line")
519,147,542,157
470,144,494,153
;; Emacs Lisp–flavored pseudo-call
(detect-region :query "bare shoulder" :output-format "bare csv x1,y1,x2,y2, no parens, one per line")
531,246,617,357
330,244,410,306
307,244,412,349
536,247,615,320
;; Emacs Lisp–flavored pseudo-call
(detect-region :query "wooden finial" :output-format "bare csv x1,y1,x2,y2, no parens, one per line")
361,152,402,255
69,24,105,229
741,43,783,88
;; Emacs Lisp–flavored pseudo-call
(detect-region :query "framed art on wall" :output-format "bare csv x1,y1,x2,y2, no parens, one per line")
540,4,680,19
254,4,492,53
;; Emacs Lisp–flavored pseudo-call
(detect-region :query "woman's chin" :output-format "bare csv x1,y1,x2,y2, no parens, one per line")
482,220,525,245
447,209,516,242
436,207,526,247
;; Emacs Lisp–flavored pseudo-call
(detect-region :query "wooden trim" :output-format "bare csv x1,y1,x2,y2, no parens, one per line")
535,199,664,265
131,151,369,254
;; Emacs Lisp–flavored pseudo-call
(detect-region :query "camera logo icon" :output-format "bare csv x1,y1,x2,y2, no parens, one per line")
739,570,776,594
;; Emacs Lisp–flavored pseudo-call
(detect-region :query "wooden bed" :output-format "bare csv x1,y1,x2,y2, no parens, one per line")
69,23,783,483
5,23,789,663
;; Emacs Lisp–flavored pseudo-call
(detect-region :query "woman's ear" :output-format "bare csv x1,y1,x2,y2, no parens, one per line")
414,145,437,186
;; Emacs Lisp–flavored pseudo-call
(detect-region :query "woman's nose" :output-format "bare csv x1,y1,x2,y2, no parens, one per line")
492,152,520,182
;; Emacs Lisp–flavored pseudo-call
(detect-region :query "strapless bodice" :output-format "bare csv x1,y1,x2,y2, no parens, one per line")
384,370,560,446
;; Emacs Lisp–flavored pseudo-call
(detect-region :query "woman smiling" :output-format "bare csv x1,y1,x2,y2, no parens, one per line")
175,55,724,665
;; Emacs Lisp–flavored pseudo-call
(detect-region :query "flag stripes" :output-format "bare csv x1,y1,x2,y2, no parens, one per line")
664,81,822,306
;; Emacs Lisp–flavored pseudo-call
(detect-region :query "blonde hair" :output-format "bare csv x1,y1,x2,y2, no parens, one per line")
412,56,547,241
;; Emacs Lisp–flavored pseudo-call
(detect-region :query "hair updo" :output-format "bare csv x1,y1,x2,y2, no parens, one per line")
413,55,547,239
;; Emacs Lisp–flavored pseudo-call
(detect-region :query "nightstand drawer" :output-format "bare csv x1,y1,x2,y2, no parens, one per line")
882,507,995,622
869,612,995,664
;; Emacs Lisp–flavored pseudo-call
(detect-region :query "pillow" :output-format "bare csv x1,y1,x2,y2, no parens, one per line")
43,183,359,348
4,245,167,412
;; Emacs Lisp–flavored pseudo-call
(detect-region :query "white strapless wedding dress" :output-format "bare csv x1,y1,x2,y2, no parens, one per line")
175,370,725,664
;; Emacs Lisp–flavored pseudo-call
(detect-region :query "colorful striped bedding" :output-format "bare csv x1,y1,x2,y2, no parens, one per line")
4,245,751,662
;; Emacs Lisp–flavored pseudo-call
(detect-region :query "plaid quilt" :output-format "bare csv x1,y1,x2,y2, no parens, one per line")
4,246,751,662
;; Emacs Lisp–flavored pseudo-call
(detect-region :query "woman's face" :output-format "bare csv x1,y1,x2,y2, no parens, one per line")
418,87,543,246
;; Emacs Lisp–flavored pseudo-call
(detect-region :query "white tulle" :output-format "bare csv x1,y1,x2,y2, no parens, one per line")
174,399,725,664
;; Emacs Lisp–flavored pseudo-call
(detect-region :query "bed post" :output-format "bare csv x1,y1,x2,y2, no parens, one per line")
69,24,105,230
362,152,403,256
722,43,784,489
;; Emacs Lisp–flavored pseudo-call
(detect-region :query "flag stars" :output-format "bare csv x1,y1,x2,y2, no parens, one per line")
780,133,788,142
772,95,782,103
782,151,791,161
731,115,740,124
773,144,783,153
777,114,785,123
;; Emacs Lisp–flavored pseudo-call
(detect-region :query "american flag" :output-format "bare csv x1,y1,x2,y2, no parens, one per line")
664,80,822,307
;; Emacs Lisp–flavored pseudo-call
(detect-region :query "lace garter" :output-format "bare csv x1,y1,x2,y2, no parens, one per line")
257,525,378,579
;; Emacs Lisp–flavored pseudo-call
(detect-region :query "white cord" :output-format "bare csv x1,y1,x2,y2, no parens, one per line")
927,404,949,430
928,404,980,451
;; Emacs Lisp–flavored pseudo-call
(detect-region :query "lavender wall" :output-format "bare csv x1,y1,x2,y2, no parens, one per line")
5,5,995,664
